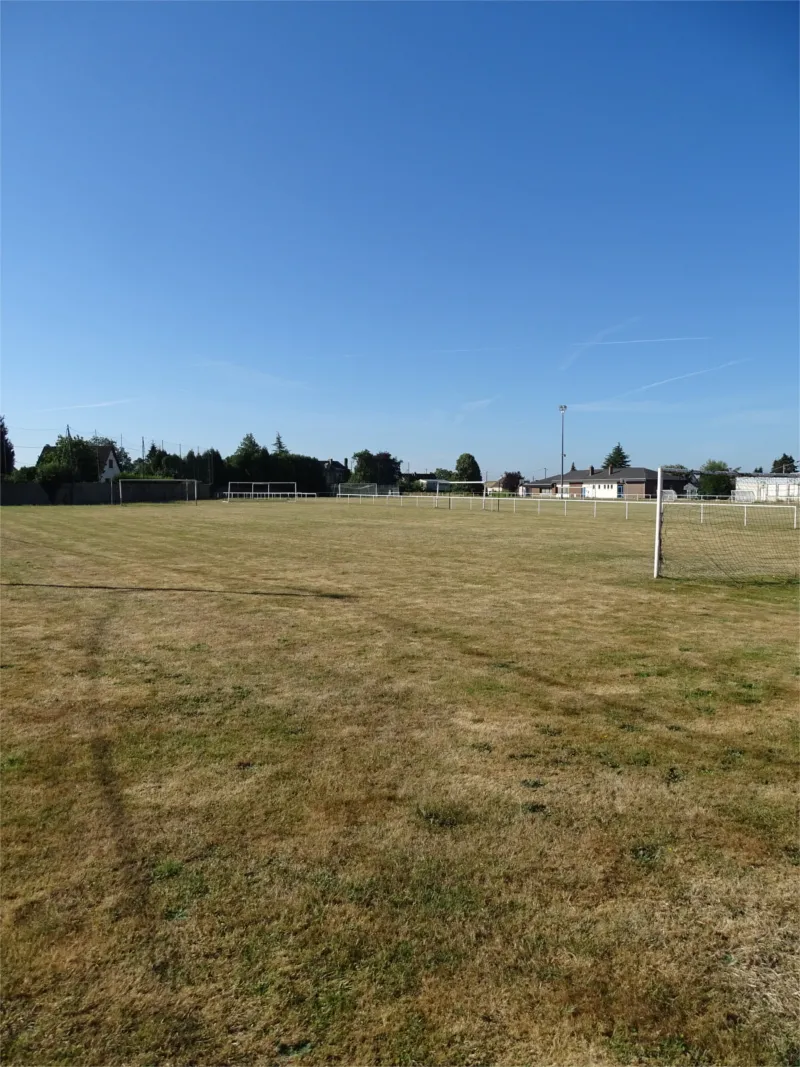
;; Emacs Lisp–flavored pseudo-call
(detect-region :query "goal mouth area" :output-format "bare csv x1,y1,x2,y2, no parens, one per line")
654,467,799,581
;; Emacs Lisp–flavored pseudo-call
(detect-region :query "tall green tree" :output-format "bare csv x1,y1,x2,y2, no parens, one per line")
698,459,733,497
272,432,289,456
601,443,630,469
35,434,98,484
350,450,402,485
771,453,797,474
455,452,482,485
0,416,15,477
499,471,523,492
228,434,270,481
434,467,455,481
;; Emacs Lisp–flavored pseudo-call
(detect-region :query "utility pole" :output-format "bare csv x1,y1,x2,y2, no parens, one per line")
559,405,567,499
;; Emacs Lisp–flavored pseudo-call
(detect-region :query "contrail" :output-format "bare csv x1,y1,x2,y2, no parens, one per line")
612,359,748,399
574,336,710,347
562,317,640,368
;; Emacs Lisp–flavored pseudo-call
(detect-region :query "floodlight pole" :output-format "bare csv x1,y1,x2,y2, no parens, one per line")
559,405,567,499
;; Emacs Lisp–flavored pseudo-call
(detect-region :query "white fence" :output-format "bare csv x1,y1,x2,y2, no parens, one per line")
224,492,317,500
333,493,658,519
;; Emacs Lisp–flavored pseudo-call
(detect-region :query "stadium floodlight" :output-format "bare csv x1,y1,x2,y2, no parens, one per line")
225,481,298,500
654,466,799,581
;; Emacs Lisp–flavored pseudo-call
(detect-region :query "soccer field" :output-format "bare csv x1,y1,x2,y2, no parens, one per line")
1,501,797,1065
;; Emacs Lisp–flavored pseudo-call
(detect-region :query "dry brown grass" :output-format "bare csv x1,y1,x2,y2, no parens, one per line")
1,500,798,1066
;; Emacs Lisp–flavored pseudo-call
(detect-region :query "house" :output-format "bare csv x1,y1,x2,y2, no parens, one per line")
522,465,691,500
734,473,800,502
95,445,121,482
323,457,349,491
522,467,597,498
580,466,688,499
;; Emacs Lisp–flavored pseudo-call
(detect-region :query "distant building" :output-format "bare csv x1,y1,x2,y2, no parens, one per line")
323,458,349,491
95,445,121,483
521,465,690,500
734,473,800,502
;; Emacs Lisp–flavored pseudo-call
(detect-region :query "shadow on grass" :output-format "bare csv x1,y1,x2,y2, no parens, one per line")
1,582,356,600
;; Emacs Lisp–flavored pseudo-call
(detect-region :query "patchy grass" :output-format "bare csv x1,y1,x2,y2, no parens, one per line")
1,500,798,1065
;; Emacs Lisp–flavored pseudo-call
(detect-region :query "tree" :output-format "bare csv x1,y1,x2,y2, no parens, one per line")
455,453,482,485
500,471,523,492
228,433,269,481
272,432,289,456
434,467,455,481
35,434,97,484
0,416,15,477
601,443,630,469
771,453,797,474
351,450,402,485
698,459,733,497
754,467,764,474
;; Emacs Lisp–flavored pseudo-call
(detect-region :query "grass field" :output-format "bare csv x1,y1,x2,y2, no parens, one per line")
1,500,798,1065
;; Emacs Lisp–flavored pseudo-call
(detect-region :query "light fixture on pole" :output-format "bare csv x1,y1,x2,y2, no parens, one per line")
559,405,567,498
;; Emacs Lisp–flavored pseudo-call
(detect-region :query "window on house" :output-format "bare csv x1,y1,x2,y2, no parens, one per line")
617,483,624,498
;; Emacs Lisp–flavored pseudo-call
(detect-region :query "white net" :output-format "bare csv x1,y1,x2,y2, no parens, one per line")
659,501,799,581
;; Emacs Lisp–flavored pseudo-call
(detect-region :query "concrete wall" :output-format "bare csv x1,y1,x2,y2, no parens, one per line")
1,481,210,505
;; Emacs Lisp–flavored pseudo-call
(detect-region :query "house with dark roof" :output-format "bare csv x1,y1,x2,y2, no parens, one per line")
520,465,691,500
521,466,596,498
323,457,349,491
95,444,121,483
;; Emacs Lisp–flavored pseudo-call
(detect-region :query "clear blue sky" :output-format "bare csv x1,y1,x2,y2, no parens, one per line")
3,2,797,478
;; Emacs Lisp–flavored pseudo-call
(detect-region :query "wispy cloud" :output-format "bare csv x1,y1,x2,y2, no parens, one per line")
612,359,749,400
38,398,138,412
571,359,750,412
562,317,639,369
454,396,499,424
571,335,710,347
196,360,304,388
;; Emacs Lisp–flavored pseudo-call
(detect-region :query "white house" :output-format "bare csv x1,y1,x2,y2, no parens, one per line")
734,474,800,502
96,445,121,482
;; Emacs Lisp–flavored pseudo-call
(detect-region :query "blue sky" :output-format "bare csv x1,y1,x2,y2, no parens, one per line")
3,2,797,478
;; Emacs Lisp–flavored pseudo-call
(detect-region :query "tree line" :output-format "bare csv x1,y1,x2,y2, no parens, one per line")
0,418,795,495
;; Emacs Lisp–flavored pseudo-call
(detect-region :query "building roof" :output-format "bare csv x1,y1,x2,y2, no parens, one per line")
525,466,689,488
582,466,657,483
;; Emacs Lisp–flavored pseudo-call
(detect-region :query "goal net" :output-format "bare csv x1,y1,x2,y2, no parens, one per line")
433,480,488,496
654,468,799,581
226,481,297,500
118,479,198,504
337,483,378,496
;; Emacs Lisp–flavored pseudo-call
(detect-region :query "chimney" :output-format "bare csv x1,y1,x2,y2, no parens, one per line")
344,458,349,469
607,464,613,475
589,465,595,476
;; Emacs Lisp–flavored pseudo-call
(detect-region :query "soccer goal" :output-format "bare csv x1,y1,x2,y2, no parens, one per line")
337,483,378,497
118,478,198,505
225,481,298,500
654,467,799,581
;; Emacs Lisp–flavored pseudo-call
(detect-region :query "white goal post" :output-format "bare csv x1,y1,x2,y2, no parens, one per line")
337,483,378,496
118,478,198,505
225,481,298,500
654,466,799,581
